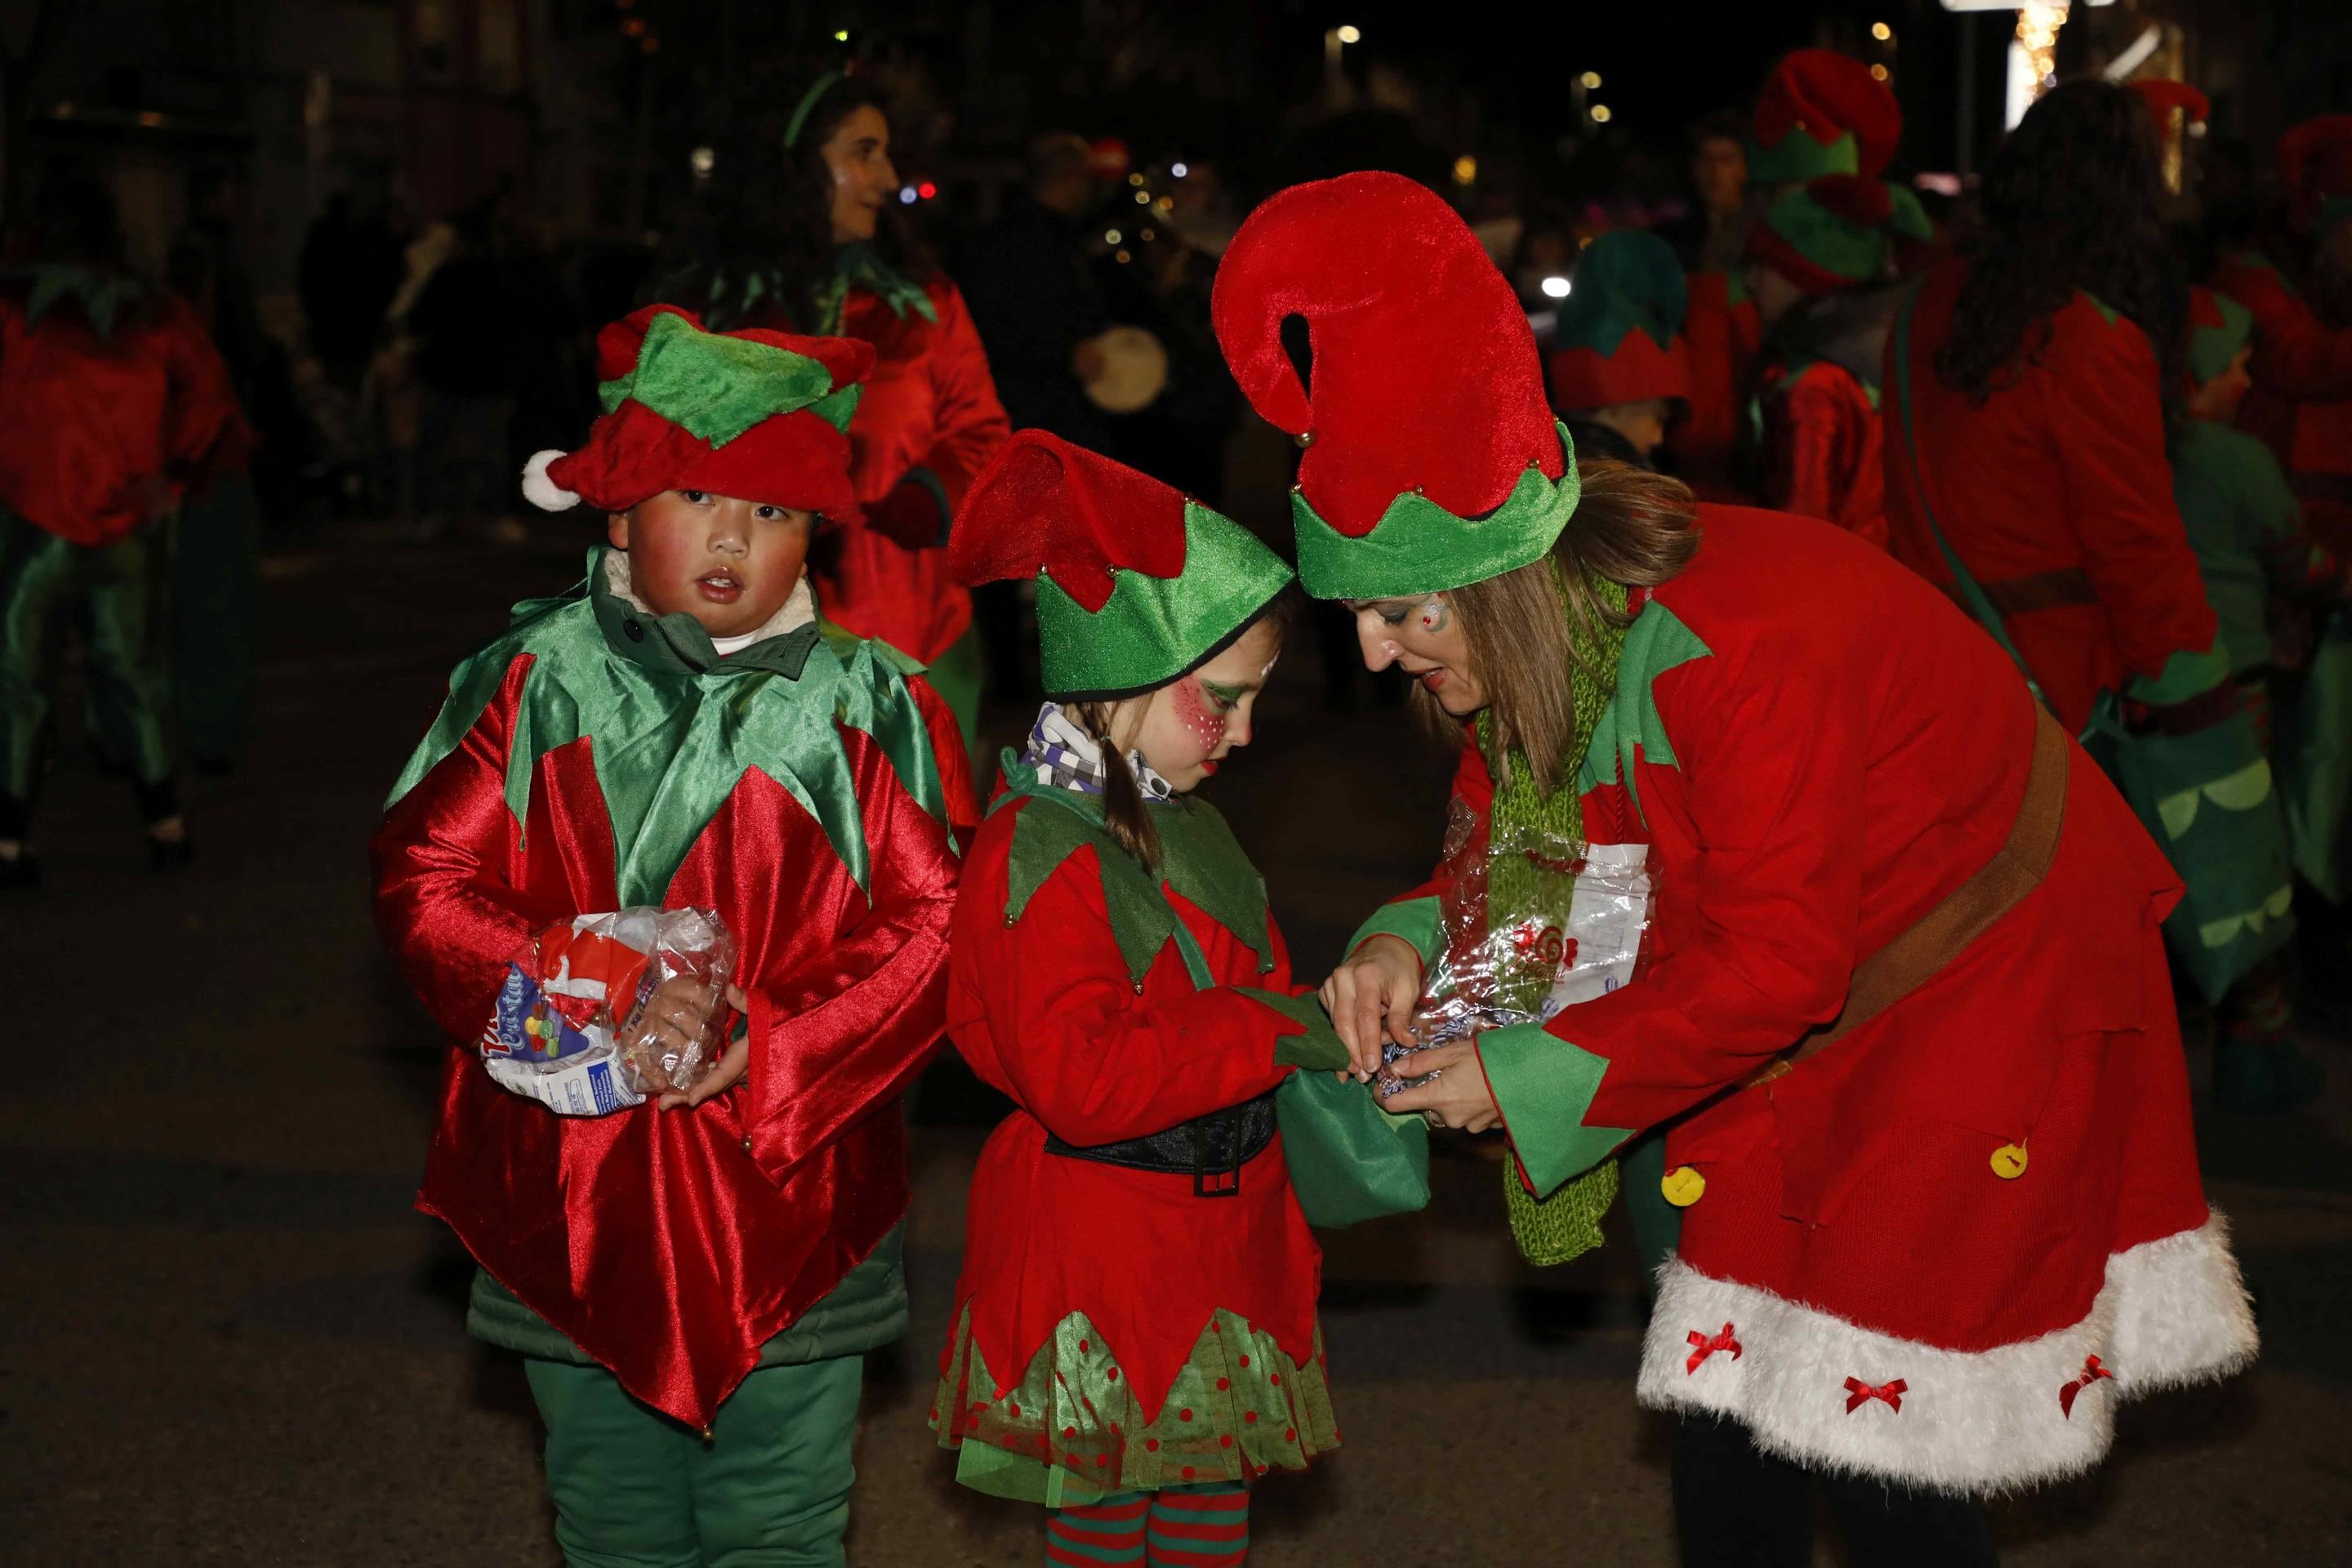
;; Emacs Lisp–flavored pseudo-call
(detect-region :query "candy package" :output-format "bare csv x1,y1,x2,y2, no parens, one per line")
479,907,737,1116
1379,800,1652,1098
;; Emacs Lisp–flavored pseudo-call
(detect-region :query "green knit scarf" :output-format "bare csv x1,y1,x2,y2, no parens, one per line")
1477,568,1631,1266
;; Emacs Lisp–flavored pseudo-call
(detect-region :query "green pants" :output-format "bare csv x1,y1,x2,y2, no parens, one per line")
522,1355,864,1568
0,509,176,815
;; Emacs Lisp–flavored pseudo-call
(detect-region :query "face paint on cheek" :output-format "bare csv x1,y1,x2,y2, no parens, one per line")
1415,598,1452,635
1171,677,1226,760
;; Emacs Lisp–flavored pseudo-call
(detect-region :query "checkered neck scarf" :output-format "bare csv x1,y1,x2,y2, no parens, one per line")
1022,702,1175,801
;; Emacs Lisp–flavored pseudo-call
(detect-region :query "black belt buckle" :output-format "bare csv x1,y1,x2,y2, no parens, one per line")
1192,1118,1242,1198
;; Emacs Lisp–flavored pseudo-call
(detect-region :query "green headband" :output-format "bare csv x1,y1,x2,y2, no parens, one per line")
784,71,846,152
1039,501,1295,699
599,311,860,443
1290,420,1582,600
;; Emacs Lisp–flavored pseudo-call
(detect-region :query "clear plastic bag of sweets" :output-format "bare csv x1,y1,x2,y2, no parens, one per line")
479,907,737,1116
1379,800,1652,1098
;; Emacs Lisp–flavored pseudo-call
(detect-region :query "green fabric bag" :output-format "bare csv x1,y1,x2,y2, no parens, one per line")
1275,1067,1432,1229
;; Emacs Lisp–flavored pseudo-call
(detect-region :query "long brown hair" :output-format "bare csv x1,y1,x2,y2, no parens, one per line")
1070,595,1297,870
1413,461,1700,795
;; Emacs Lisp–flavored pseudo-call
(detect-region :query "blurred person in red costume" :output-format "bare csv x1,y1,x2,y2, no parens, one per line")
1742,174,1925,547
374,305,973,1566
1218,169,2256,1568
0,163,244,889
2209,112,2352,555
663,67,1010,755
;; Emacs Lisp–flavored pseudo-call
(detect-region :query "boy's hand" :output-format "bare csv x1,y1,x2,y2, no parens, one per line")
657,984,751,1110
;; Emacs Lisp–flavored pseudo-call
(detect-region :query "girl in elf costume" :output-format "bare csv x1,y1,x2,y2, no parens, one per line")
375,305,971,1567
931,430,1346,1567
662,68,1010,751
1216,170,2256,1568
1742,174,1924,549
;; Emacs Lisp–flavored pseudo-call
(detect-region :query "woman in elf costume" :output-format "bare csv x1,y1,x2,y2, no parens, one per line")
1742,174,1924,548
663,67,1010,745
1216,171,2256,1566
932,430,1345,1566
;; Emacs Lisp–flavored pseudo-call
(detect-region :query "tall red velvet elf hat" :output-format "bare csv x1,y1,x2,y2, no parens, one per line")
1746,174,1933,296
519,305,873,523
951,430,1294,699
1750,50,1902,186
1548,229,1690,412
1211,171,1578,601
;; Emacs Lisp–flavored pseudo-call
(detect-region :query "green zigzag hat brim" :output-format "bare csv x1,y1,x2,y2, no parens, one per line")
1037,500,1298,699
1747,128,1861,185
1291,420,1582,600
597,311,858,443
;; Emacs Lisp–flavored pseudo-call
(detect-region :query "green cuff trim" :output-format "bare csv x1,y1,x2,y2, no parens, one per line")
1477,1021,1633,1198
1346,895,1444,973
2127,643,2232,706
1236,988,1349,1071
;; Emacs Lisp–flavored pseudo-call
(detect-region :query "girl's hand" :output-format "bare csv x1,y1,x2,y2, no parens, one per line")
657,984,751,1109
1380,1039,1503,1134
1318,935,1424,1080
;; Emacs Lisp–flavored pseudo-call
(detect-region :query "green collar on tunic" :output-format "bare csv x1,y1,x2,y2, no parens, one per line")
996,757,1275,984
12,264,149,341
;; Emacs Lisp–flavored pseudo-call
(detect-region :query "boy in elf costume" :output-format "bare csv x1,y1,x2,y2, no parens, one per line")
1741,174,1927,548
373,304,970,1567
1547,229,1690,472
0,167,245,887
1218,170,2256,1566
930,430,1346,1567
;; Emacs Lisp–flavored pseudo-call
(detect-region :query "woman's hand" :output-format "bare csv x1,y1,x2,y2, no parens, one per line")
1381,1039,1503,1134
1318,935,1424,1080
656,984,751,1110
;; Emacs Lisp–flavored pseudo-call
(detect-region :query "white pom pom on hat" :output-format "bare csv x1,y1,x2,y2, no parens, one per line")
521,449,581,512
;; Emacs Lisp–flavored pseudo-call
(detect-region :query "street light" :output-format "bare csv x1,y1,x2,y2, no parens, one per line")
1872,21,1893,42
1580,71,1601,90
1452,154,1477,186
1591,104,1614,124
1337,24,1361,44
1540,275,1571,300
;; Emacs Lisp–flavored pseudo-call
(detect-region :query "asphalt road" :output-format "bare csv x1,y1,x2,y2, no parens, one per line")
3,521,2346,1566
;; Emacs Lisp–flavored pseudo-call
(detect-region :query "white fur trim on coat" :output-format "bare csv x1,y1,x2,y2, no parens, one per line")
522,449,581,511
1636,1209,2256,1495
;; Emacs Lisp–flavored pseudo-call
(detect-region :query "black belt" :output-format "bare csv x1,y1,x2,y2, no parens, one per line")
1044,1086,1280,1197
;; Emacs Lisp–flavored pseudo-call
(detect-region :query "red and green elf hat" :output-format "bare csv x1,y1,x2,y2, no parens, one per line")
951,430,1294,700
1750,50,1901,185
520,304,873,523
1745,174,1931,296
2186,286,2255,389
1211,171,1577,601
1547,229,1690,412
2280,114,2352,236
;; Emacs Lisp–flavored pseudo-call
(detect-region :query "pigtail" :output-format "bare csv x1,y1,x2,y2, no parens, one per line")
1070,700,1164,871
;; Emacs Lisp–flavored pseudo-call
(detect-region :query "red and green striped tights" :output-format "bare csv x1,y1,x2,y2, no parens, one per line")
1046,1481,1250,1566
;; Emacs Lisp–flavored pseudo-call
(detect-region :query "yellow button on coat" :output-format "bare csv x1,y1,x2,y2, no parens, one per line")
1990,1143,2029,1180
1661,1165,1707,1207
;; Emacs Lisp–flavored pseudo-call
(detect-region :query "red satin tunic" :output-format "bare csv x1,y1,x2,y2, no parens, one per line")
819,280,1012,662
372,652,972,1428
0,285,243,545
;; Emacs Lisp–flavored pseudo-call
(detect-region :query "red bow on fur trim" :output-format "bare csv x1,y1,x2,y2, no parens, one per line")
2058,1356,2115,1418
1686,1324,1742,1374
1843,1377,1907,1413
